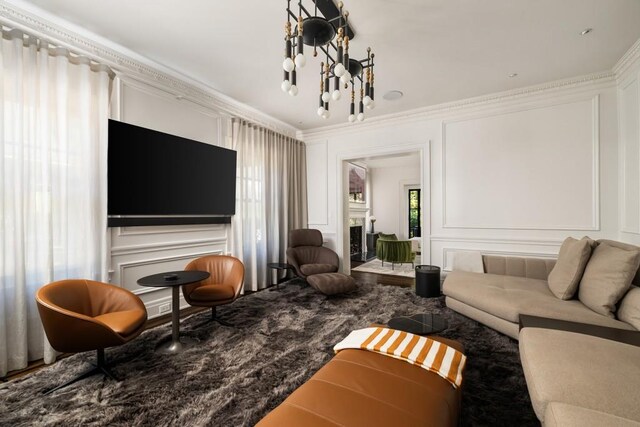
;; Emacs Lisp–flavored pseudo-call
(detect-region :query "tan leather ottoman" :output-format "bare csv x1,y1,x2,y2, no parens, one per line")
257,336,464,427
307,272,356,295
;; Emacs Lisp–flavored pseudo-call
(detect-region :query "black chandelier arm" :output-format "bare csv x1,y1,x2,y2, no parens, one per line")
288,2,352,42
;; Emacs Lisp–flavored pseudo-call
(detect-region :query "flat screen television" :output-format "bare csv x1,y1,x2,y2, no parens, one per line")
107,120,237,227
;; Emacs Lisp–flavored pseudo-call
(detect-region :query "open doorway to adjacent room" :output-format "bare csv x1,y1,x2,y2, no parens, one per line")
340,148,426,276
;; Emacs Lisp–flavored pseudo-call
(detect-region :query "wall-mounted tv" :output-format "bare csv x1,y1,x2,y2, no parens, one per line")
107,120,237,227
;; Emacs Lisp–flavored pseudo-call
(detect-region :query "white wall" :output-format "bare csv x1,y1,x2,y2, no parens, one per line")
109,76,231,318
370,165,420,239
304,73,621,273
618,40,640,245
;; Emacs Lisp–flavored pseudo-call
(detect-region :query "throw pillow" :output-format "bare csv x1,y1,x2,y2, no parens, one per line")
579,243,640,318
547,237,594,300
618,286,640,330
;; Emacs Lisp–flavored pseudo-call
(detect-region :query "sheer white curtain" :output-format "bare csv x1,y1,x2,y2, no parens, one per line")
0,29,111,376
229,119,307,291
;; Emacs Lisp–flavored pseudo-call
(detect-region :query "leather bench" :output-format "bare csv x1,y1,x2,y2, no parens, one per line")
257,336,464,427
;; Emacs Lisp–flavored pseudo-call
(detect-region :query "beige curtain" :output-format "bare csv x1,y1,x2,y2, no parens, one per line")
229,119,307,291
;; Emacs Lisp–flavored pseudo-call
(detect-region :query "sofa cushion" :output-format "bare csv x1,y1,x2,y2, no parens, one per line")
579,243,640,318
619,286,640,330
482,255,556,280
443,272,635,330
519,328,640,423
545,402,640,427
548,237,594,300
597,239,640,286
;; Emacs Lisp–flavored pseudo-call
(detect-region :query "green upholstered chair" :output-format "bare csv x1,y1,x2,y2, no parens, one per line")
376,234,416,269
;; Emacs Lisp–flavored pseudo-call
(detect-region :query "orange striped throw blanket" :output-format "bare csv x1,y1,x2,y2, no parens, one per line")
333,327,466,389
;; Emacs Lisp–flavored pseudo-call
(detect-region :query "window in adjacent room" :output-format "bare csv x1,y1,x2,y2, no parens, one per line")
348,163,366,203
408,188,421,238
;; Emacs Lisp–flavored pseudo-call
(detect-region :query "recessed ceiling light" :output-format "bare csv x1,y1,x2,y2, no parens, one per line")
580,28,593,35
383,90,404,101
508,73,518,78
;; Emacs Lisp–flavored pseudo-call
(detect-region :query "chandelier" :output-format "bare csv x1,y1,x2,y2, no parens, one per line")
281,0,376,122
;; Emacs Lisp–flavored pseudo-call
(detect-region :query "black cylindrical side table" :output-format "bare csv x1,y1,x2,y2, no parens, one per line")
415,265,441,297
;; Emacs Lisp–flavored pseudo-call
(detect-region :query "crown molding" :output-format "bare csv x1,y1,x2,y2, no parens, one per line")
0,0,299,138
613,37,640,81
300,70,615,141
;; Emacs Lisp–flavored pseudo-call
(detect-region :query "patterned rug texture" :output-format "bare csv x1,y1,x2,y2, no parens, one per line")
351,258,416,277
0,279,537,426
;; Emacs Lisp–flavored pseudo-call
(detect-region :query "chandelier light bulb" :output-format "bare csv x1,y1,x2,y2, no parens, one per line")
332,90,341,101
317,107,325,117
363,95,372,107
340,71,352,86
282,57,295,72
357,112,365,121
324,109,331,119
281,80,291,93
294,53,306,68
321,91,331,103
367,100,376,109
334,62,346,77
289,85,298,96
348,114,356,123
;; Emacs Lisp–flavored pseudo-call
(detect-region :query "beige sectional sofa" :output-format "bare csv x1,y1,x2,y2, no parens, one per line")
443,238,640,425
443,245,638,340
520,327,640,426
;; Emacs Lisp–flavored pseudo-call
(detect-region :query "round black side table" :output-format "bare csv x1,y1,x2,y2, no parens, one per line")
415,265,441,297
137,270,209,354
267,262,295,290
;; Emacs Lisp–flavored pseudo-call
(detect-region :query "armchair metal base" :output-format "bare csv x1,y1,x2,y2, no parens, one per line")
43,349,119,395
192,306,234,329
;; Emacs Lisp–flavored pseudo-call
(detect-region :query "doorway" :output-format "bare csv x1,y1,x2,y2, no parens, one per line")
338,145,428,274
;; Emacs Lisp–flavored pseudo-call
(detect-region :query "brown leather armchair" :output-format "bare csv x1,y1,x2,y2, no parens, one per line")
182,255,244,327
35,279,147,395
286,229,339,278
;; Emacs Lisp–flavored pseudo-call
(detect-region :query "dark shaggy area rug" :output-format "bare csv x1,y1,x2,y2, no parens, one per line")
0,280,538,426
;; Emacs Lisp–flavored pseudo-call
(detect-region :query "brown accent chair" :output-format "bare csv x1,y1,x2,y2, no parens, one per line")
35,279,147,395
182,255,244,327
286,229,339,279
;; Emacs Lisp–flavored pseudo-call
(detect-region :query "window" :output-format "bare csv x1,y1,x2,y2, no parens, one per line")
348,163,366,203
408,188,421,238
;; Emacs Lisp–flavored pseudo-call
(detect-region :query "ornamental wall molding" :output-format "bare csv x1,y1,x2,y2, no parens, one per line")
613,37,640,80
299,70,616,140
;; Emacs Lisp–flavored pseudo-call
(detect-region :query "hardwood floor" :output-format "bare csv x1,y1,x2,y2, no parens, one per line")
350,257,415,287
1,305,207,382
350,270,414,287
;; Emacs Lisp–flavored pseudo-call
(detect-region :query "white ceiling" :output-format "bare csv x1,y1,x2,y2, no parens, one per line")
18,0,640,130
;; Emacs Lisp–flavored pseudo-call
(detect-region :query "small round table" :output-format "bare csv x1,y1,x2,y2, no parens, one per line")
387,313,448,335
137,270,209,353
267,262,295,290
415,265,441,298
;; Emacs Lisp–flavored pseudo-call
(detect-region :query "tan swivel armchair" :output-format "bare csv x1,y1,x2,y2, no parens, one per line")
35,279,147,395
182,255,245,327
286,229,339,279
